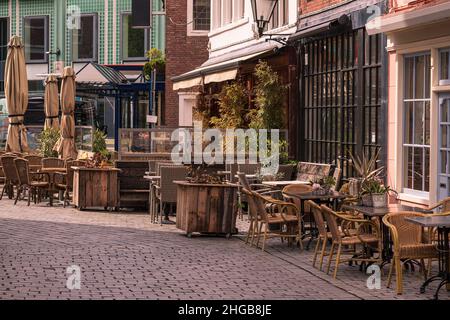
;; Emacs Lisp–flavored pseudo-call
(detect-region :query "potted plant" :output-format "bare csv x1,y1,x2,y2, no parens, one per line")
143,48,165,81
348,148,384,197
361,178,396,208
38,128,60,157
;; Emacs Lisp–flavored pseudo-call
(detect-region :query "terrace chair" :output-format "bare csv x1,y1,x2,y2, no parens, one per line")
154,165,188,224
54,160,86,207
14,158,49,206
242,188,302,251
321,205,382,279
42,157,65,169
282,184,313,230
383,212,439,295
308,201,359,270
276,164,295,181
331,167,342,191
0,155,20,200
427,197,450,213
24,155,43,173
238,164,261,176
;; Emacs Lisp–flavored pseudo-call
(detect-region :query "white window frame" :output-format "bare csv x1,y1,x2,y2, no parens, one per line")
23,15,49,63
402,52,431,196
71,13,98,62
188,0,211,36
121,12,150,61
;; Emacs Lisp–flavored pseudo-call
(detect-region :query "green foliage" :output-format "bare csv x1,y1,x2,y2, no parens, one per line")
38,128,60,158
210,82,247,129
144,48,166,80
92,129,111,160
361,178,395,195
311,176,336,189
248,61,287,130
348,148,383,180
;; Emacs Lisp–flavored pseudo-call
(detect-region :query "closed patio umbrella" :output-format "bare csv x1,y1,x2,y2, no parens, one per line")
44,75,59,130
4,36,29,153
55,66,77,159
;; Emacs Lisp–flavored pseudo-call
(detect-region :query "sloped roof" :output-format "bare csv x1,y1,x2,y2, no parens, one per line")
76,62,129,85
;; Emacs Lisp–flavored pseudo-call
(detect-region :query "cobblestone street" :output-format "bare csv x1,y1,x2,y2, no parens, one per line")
0,199,448,300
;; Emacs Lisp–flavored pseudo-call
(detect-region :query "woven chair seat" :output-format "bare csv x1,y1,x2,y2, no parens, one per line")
30,181,49,188
267,214,298,224
399,244,438,259
341,234,379,245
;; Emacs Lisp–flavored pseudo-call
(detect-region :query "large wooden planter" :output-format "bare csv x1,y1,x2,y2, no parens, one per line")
72,167,120,211
175,181,238,238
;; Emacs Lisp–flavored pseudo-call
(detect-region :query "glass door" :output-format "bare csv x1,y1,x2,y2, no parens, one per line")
439,94,450,200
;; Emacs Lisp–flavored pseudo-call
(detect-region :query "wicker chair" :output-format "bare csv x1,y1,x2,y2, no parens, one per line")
276,164,295,180
309,201,331,270
24,155,43,173
54,160,86,207
321,205,382,279
242,188,302,251
154,165,188,224
282,184,313,234
0,155,20,200
14,158,49,206
42,157,65,169
383,212,439,295
427,197,450,213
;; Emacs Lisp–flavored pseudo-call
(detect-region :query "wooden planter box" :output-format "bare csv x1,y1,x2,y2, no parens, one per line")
175,181,238,238
72,167,120,211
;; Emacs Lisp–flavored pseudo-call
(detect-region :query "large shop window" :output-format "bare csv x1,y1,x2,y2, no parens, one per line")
122,14,149,60
301,30,383,179
193,0,211,31
24,16,49,63
403,53,431,194
72,14,98,62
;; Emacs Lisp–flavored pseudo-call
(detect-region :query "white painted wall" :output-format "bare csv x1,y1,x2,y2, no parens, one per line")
208,0,298,59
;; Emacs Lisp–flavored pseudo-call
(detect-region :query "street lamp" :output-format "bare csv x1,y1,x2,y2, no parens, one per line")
251,0,279,37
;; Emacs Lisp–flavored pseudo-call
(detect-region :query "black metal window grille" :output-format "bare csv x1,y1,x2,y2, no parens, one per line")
301,29,383,179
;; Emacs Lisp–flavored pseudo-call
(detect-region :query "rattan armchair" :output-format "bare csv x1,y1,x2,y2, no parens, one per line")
54,160,86,207
321,205,382,279
427,197,450,213
382,212,438,295
0,155,20,200
23,155,43,172
42,157,65,169
242,188,303,251
14,158,49,206
154,165,188,224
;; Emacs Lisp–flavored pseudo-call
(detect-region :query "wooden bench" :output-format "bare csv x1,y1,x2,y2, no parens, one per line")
115,161,150,209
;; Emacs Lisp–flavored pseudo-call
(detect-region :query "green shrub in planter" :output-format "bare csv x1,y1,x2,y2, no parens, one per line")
38,128,60,158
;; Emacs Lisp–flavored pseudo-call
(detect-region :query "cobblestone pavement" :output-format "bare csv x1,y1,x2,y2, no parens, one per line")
0,199,448,300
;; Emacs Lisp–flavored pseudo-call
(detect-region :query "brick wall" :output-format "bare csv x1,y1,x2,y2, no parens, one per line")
299,0,348,15
165,0,209,127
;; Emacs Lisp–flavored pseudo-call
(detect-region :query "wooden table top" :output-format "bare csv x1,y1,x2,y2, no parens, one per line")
342,204,433,217
71,166,121,172
406,216,450,228
262,180,310,187
284,191,347,200
174,181,238,188
40,167,66,173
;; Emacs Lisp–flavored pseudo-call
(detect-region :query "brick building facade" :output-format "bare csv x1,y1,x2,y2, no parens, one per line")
164,0,208,127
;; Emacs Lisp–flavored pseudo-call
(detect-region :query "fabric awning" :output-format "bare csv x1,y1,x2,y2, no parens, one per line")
172,48,277,90
366,1,450,35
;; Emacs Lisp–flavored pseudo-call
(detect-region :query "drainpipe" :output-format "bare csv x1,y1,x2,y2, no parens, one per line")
54,0,66,73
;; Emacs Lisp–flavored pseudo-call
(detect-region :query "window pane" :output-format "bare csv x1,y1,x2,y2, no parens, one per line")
73,15,95,60
441,50,450,80
412,147,423,190
404,146,413,189
404,102,414,144
193,0,211,30
442,151,448,174
24,17,46,61
442,125,448,148
415,55,425,99
122,15,146,59
414,102,424,145
404,57,414,99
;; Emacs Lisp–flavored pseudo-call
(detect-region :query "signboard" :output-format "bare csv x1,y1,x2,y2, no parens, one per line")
147,115,158,124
